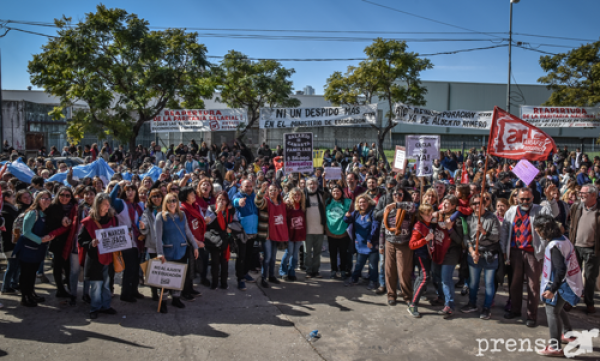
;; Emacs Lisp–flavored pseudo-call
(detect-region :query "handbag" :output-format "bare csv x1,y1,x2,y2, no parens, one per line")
112,251,125,273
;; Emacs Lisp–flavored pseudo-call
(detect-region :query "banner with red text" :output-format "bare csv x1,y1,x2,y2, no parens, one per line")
488,107,557,162
151,109,247,133
520,105,600,128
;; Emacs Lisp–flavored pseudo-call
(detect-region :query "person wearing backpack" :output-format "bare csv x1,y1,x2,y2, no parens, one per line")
12,191,55,307
343,194,380,289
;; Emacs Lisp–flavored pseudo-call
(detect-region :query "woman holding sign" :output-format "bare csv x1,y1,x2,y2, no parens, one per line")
139,189,165,308
78,193,119,319
12,191,55,307
155,193,199,310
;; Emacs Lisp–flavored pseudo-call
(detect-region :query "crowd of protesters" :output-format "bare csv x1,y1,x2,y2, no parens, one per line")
0,138,598,357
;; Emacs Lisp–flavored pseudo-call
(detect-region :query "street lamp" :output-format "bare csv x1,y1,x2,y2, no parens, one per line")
506,0,519,115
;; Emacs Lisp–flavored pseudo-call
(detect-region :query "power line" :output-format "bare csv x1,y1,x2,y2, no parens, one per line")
360,0,503,39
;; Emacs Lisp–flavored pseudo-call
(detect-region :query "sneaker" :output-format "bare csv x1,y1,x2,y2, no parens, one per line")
238,281,247,291
561,334,576,344
190,289,202,297
268,276,281,285
244,274,256,283
366,281,377,291
460,285,469,296
55,290,71,298
288,275,296,282
375,286,386,295
407,306,421,318
99,307,117,315
480,307,492,320
460,303,478,313
438,306,453,319
535,346,564,357
305,273,313,279
260,278,269,288
526,319,537,327
503,311,522,319
1,288,16,295
89,311,98,320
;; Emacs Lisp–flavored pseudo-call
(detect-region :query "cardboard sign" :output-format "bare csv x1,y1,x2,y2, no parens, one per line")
405,135,440,177
284,132,313,173
512,159,540,186
144,259,188,291
392,146,406,173
95,225,133,255
324,167,342,180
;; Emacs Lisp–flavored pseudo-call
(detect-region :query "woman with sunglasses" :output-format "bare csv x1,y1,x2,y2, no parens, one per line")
154,193,199,310
139,189,168,311
379,186,416,305
178,186,206,297
45,186,78,299
13,191,55,307
109,181,144,303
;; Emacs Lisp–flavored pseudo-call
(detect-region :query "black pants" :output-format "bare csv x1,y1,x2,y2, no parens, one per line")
209,246,228,286
411,253,431,307
183,247,198,295
235,239,247,281
52,255,70,294
246,237,261,272
199,248,210,282
329,235,350,273
346,239,356,273
120,248,140,299
19,260,41,298
576,246,599,306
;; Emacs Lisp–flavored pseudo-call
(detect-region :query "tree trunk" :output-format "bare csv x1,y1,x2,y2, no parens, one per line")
377,132,389,170
128,118,145,168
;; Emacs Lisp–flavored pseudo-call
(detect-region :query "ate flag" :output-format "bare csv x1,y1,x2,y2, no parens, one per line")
461,161,469,184
487,106,557,162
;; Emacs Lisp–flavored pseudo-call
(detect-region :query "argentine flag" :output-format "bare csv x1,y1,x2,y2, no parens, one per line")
47,158,115,186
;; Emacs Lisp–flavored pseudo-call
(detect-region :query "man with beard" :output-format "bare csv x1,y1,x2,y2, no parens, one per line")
363,176,384,204
303,177,329,278
501,187,554,327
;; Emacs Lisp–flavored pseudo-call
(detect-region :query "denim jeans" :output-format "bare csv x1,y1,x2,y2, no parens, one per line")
2,256,20,291
351,252,379,284
280,241,302,277
432,263,456,309
378,251,385,286
69,253,90,298
262,240,279,279
467,254,498,309
89,265,111,312
545,293,572,350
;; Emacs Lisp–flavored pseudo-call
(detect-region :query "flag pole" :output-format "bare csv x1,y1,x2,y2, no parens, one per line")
474,155,489,260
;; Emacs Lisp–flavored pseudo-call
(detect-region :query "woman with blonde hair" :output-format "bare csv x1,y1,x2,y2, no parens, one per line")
508,189,519,207
279,187,306,282
343,194,380,289
421,188,438,208
154,193,199,310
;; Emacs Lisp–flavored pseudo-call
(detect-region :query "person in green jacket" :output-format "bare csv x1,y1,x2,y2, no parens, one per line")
325,184,352,279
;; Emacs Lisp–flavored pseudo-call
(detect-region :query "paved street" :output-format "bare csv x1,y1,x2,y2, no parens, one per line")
1,251,599,361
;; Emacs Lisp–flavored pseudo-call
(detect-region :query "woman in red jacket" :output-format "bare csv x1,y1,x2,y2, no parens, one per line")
279,187,306,282
408,203,436,318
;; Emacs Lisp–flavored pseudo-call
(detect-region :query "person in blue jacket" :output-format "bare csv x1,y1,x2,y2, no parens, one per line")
232,179,259,284
576,165,591,185
343,193,381,290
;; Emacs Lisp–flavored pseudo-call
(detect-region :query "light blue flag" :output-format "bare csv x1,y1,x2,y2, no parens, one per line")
47,158,115,186
137,165,163,182
0,158,36,184
121,172,133,181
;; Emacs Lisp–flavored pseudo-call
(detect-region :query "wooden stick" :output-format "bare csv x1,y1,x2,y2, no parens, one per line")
474,156,489,260
157,288,165,313
420,176,424,203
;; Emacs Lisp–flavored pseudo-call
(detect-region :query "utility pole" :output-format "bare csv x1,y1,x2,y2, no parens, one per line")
506,0,519,115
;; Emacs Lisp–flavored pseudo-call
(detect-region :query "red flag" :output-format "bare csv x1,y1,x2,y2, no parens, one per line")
461,161,469,184
487,106,557,162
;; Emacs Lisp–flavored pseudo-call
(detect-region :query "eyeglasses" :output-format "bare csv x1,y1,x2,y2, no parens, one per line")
167,199,178,204
59,193,72,198
151,195,162,199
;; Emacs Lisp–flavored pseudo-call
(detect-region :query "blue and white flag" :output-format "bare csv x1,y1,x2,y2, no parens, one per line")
137,165,163,182
0,158,36,184
47,158,115,186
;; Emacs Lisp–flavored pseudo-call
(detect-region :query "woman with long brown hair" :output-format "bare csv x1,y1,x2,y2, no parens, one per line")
279,187,306,282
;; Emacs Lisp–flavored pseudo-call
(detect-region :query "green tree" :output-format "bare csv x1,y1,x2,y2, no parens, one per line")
28,5,215,156
538,40,600,106
325,38,432,168
212,50,300,141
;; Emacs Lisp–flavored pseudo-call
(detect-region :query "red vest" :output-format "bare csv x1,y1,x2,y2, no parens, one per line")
266,198,288,242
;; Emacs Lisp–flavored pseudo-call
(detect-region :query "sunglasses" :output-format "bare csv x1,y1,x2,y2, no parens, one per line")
519,198,531,202
151,195,162,199
392,192,403,197
167,199,178,204
59,193,72,198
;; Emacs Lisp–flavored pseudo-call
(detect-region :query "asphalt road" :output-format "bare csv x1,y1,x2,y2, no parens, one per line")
1,251,599,361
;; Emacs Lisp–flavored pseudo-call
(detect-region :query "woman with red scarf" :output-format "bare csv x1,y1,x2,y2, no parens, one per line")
179,186,206,298
196,177,215,286
204,191,236,290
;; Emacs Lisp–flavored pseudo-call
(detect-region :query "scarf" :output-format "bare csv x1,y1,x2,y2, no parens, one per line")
180,201,206,242
217,208,229,231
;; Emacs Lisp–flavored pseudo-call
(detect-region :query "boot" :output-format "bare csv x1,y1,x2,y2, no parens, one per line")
151,288,159,302
172,297,185,309
21,295,37,307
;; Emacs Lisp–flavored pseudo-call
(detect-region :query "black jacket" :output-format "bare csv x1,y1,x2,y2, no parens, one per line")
1,204,16,253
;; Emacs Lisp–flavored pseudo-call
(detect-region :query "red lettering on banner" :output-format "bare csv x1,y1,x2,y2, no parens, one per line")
216,110,222,115
534,108,539,114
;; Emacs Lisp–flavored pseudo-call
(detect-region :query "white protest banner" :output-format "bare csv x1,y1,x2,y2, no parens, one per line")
405,135,440,177
393,103,492,130
151,109,247,133
520,106,600,128
260,104,377,129
284,133,313,173
144,259,187,291
95,226,133,255
392,146,406,174
324,167,342,180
